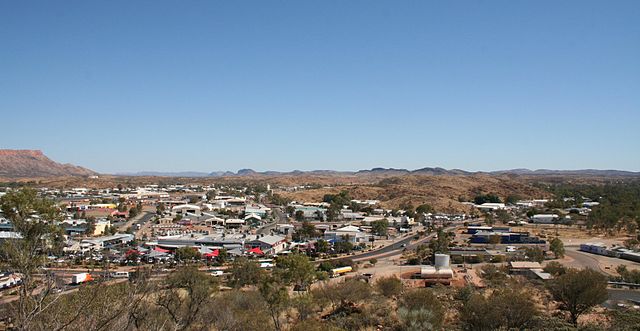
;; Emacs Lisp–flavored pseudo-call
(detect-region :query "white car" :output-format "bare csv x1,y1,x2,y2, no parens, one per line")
506,246,516,252
209,270,224,277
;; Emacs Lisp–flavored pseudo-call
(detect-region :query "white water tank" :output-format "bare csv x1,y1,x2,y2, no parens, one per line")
434,254,450,268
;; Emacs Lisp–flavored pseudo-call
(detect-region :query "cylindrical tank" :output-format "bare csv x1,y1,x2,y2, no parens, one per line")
434,254,450,268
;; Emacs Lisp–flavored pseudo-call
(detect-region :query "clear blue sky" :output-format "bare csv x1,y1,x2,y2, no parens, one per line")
1,1,639,173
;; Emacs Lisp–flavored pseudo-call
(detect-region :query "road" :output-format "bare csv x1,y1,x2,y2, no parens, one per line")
349,225,458,262
117,209,154,232
257,208,287,235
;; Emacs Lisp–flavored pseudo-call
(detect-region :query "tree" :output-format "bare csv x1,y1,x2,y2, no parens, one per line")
259,277,289,331
229,257,264,288
375,276,403,298
548,268,608,325
416,204,434,214
295,210,305,221
315,239,329,253
334,240,354,253
525,246,545,263
370,219,389,236
156,266,218,331
488,234,501,248
0,188,64,331
274,254,316,289
428,228,450,254
297,221,318,241
480,264,508,287
156,202,165,215
474,194,502,205
459,288,538,330
543,261,567,276
398,288,445,330
175,247,201,263
550,237,565,258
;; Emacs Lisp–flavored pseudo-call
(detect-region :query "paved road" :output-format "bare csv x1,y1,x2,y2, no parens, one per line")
258,208,287,235
348,225,457,262
117,209,154,232
564,249,605,273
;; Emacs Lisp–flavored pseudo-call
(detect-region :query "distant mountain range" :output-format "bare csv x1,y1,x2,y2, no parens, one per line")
115,167,640,178
1,149,637,179
0,149,97,178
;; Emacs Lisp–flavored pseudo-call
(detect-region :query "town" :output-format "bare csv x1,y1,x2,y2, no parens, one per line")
1,176,639,330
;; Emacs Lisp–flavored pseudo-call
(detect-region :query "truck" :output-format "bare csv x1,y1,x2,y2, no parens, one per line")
71,273,93,285
330,266,353,278
109,271,130,278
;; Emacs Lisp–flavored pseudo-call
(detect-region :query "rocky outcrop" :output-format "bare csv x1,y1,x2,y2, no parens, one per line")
0,149,97,178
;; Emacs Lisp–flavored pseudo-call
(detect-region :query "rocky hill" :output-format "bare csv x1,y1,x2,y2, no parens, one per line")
0,149,97,178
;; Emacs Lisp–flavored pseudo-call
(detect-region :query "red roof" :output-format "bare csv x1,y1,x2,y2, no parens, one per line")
204,249,220,258
248,247,263,255
154,247,171,253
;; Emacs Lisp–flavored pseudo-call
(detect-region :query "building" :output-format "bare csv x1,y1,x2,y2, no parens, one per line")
466,226,510,234
476,203,506,211
470,231,545,244
80,233,134,251
157,233,244,250
324,225,371,244
172,204,201,216
247,234,287,255
420,254,454,285
244,205,271,217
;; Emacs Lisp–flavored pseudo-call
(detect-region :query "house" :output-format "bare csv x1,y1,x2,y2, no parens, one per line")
248,234,287,255
244,213,262,225
324,225,371,244
276,224,295,235
293,205,326,220
476,203,506,211
80,233,134,251
172,204,201,216
224,219,245,229
530,214,559,224
244,205,271,217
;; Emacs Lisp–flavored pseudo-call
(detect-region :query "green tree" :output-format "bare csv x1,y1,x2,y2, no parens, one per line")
295,210,305,221
416,204,434,214
297,221,318,240
460,288,538,330
375,276,403,298
428,228,450,254
0,188,64,331
334,240,354,253
525,246,545,263
550,237,565,258
371,219,389,236
315,239,329,253
398,288,445,331
543,261,567,276
259,277,289,331
548,268,608,326
156,266,218,331
175,247,201,263
274,254,316,289
156,202,165,215
229,257,264,288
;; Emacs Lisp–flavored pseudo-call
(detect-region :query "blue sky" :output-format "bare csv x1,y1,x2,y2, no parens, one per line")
1,1,639,173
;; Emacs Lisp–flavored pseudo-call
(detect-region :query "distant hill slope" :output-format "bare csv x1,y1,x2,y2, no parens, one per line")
0,150,97,178
117,167,639,178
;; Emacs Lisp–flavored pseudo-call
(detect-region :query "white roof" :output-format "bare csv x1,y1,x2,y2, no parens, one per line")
172,204,201,210
336,225,361,232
